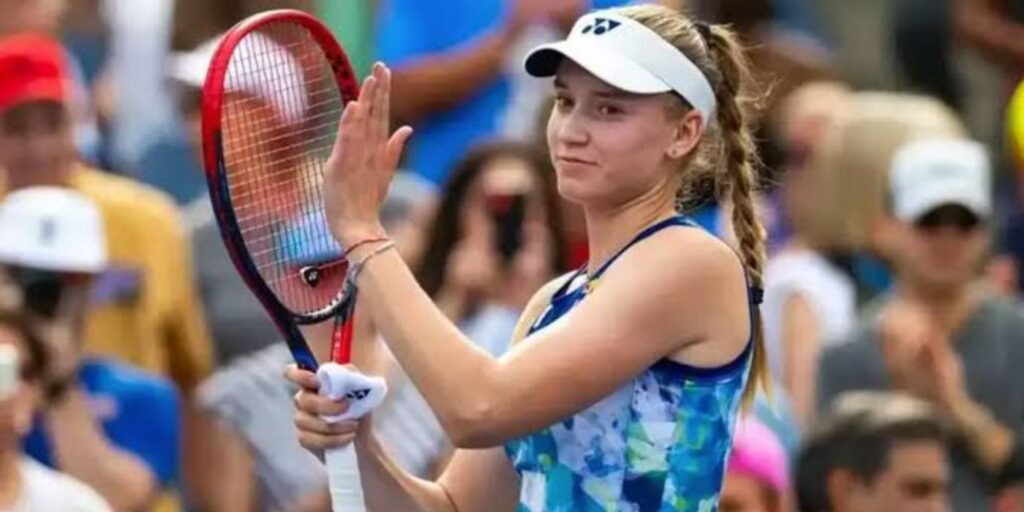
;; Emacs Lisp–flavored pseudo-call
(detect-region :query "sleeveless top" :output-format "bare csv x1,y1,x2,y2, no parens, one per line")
504,215,756,512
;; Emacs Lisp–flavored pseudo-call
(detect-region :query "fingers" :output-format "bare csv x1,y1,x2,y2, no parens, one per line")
384,125,414,171
371,63,388,146
284,365,320,391
379,63,391,138
298,430,356,451
294,388,350,417
354,73,377,143
295,410,358,436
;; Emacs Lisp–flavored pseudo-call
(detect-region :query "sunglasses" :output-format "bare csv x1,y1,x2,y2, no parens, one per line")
913,205,983,232
5,266,91,319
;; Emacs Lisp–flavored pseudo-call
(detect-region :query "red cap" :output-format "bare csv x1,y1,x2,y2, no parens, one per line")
0,33,69,113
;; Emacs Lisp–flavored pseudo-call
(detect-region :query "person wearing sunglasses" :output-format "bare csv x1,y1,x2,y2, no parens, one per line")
819,138,1024,512
0,308,113,511
0,187,181,512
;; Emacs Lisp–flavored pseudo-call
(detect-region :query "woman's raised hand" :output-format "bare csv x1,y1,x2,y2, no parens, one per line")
324,62,414,248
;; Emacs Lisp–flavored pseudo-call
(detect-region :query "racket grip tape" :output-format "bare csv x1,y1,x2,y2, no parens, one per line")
316,363,388,511
325,445,365,512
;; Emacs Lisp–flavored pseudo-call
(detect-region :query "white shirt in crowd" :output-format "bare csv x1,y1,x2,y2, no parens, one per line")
762,249,857,383
7,457,112,512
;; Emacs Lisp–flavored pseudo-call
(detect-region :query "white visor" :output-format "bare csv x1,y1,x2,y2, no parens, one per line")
524,12,716,123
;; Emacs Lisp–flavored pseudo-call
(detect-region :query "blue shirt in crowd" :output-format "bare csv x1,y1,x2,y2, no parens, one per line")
23,358,181,488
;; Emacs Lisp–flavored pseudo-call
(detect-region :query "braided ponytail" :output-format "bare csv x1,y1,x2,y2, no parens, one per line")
618,4,769,406
702,25,769,406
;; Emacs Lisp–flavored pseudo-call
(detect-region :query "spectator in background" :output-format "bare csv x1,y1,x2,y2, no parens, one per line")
819,137,1024,512
796,391,951,512
0,31,213,402
0,308,112,511
0,0,105,167
375,0,631,186
720,417,790,512
0,187,179,512
0,32,215,512
413,142,568,343
761,81,855,430
808,92,970,304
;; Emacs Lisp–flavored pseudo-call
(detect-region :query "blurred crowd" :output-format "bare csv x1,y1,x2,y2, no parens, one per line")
0,0,1021,511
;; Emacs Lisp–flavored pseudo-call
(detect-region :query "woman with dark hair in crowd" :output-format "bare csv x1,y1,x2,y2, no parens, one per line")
414,141,569,331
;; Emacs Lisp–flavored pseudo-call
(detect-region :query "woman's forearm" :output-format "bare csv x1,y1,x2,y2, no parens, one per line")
352,247,503,445
356,430,457,512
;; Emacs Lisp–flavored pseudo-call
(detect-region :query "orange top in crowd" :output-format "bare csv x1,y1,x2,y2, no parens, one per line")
0,33,69,112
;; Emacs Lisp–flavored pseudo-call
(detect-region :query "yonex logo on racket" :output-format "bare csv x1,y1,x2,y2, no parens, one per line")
581,18,621,35
300,266,322,288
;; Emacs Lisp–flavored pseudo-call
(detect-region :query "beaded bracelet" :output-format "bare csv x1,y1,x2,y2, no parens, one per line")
342,236,390,259
346,240,397,285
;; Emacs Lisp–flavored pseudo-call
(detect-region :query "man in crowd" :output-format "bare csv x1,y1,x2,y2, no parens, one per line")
819,137,1024,511
797,391,951,512
0,32,215,511
0,187,180,512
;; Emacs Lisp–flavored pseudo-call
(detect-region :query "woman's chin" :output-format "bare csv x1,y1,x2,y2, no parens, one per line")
555,174,600,205
555,180,588,206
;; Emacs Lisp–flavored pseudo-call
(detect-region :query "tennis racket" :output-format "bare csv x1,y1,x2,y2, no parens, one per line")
200,10,385,511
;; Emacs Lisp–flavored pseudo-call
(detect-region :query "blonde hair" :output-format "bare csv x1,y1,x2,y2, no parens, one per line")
808,92,967,252
775,81,852,248
617,4,768,405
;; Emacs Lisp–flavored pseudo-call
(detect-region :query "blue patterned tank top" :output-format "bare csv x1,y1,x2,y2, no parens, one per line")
504,215,755,512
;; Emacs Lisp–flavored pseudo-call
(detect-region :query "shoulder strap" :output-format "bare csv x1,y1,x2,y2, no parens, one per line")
590,215,697,280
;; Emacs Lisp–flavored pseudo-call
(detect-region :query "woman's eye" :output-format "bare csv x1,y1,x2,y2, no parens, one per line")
554,95,574,110
597,103,623,116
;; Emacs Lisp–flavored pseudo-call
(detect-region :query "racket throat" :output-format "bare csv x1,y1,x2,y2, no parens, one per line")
331,298,357,364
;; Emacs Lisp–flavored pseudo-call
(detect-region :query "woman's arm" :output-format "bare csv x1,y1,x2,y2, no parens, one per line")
358,431,519,512
292,274,560,511
781,292,821,429
290,369,521,512
349,227,748,447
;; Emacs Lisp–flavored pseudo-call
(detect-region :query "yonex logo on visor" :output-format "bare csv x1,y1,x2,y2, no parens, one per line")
524,12,718,123
582,18,621,35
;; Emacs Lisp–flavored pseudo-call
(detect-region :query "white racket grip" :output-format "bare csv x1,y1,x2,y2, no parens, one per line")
325,446,365,512
316,363,387,512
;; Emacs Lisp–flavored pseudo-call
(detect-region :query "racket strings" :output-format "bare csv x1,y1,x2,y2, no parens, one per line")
221,20,346,316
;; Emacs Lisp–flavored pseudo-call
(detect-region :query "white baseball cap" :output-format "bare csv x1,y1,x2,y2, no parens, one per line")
171,32,309,125
524,11,716,123
889,138,991,222
0,187,106,273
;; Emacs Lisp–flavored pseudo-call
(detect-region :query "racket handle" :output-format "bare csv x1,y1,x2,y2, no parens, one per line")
325,445,365,512
316,363,388,512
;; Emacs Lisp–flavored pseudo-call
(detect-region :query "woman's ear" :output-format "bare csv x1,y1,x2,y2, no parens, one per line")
666,109,705,161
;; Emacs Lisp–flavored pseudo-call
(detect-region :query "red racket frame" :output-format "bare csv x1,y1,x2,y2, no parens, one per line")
201,9,360,371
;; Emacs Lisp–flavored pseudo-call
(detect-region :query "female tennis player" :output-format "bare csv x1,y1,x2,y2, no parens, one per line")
288,4,768,510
